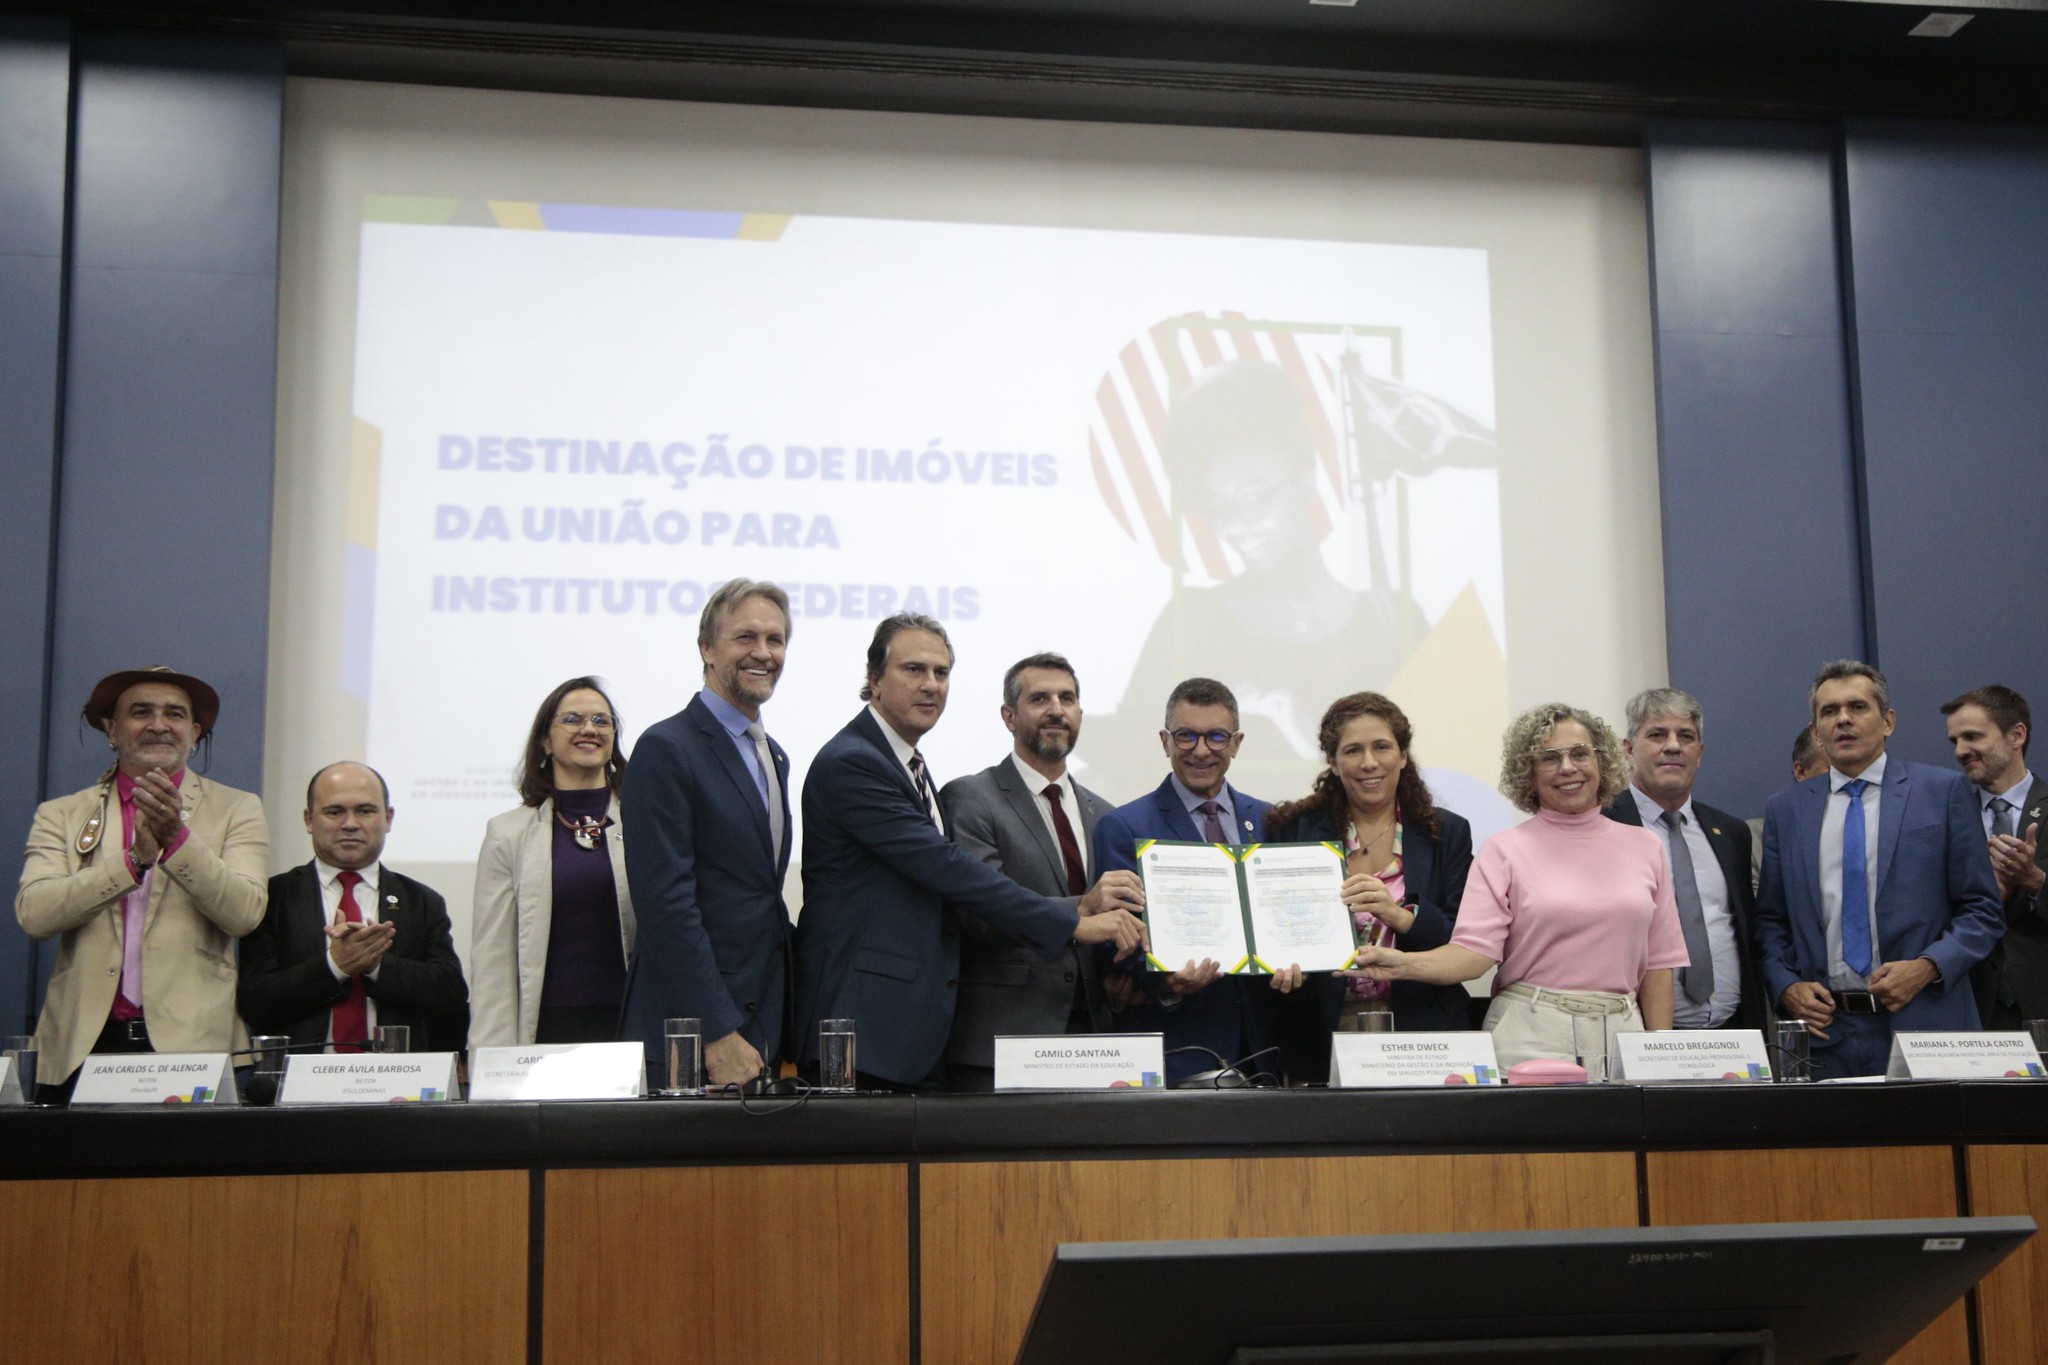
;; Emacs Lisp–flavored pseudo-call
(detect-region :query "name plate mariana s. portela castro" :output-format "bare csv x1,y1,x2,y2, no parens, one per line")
993,1034,1164,1090
71,1052,238,1106
279,1052,459,1105
1887,1032,2046,1080
468,1042,647,1101
1328,1032,1502,1088
1614,1029,1773,1082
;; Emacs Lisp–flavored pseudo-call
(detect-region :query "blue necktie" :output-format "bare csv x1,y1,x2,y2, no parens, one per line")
1841,779,1872,976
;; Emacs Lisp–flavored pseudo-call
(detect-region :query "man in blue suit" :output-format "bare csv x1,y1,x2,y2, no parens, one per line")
1092,677,1276,1084
621,579,796,1087
792,614,1146,1089
1755,660,2004,1078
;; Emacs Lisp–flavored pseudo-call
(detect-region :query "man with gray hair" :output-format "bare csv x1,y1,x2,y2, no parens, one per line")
1603,687,1765,1032
1754,660,2003,1078
621,578,797,1087
940,652,1129,1090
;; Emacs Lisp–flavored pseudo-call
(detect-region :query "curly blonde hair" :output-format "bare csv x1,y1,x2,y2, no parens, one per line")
1498,702,1628,814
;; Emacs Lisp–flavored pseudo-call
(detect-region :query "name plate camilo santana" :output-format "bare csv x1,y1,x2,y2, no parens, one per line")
71,1053,239,1106
1328,1032,1502,1088
993,1034,1165,1090
1614,1030,1773,1082
1887,1032,2047,1080
468,1042,646,1100
279,1053,459,1104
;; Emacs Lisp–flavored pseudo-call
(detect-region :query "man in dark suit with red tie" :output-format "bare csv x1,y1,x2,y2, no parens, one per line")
238,762,468,1053
792,614,1146,1090
940,652,1120,1090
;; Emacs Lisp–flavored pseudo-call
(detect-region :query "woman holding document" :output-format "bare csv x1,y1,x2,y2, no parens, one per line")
1346,703,1685,1069
1266,694,1474,1074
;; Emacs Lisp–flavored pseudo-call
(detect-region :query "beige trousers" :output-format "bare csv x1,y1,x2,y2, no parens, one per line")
1484,982,1642,1072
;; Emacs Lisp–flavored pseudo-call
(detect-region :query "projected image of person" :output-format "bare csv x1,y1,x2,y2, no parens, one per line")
469,677,636,1046
1095,356,1495,787
1345,703,1686,1069
1264,692,1475,1078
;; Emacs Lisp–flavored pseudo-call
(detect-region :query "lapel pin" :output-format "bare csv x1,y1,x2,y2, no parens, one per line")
386,894,398,906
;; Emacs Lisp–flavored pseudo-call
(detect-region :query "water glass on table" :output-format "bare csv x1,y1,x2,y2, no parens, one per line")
819,1019,857,1092
662,1017,703,1096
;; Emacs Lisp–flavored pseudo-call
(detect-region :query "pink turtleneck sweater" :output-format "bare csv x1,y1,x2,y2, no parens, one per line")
1450,806,1689,994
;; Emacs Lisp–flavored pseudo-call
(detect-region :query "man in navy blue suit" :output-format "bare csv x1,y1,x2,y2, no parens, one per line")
1755,660,2004,1078
792,614,1146,1089
1092,677,1276,1084
620,579,797,1087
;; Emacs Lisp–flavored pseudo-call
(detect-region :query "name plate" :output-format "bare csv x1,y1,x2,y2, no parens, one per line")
469,1042,646,1100
994,1034,1165,1090
71,1052,238,1106
1888,1032,2046,1080
1613,1030,1772,1082
1328,1032,1502,1088
279,1052,459,1104
0,1057,21,1106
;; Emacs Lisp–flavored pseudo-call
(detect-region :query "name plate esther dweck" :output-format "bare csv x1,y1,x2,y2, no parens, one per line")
1328,1032,1503,1088
467,1042,646,1100
279,1052,459,1104
70,1053,238,1106
1614,1030,1773,1083
1887,1032,2046,1081
993,1034,1165,1090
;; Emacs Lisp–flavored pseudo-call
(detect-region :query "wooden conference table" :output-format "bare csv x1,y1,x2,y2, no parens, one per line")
3,1080,2048,1364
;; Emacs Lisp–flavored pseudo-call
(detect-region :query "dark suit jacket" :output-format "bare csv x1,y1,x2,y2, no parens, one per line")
620,693,794,1074
1755,759,2004,1035
1265,805,1475,1078
1091,776,1276,1082
941,759,1115,1069
792,710,1078,1086
1604,791,1766,1032
237,863,469,1052
1970,778,2048,1026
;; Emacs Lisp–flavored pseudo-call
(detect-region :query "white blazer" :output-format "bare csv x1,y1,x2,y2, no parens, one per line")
467,795,636,1047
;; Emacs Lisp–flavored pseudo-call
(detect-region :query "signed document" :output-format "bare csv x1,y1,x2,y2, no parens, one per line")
1137,841,1252,971
1242,842,1356,971
1135,840,1357,974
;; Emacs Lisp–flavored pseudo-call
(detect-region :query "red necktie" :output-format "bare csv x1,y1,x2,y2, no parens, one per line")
1043,783,1087,896
332,870,368,1052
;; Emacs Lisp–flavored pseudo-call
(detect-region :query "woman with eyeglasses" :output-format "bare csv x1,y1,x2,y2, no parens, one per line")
1264,693,1474,1076
469,677,638,1046
1346,702,1684,1068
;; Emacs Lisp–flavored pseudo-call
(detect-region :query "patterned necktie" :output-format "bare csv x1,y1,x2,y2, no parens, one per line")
1991,796,2017,840
745,721,785,863
1659,810,1715,1005
1196,800,1228,844
909,751,940,827
1841,779,1873,976
332,870,369,1052
1043,783,1087,895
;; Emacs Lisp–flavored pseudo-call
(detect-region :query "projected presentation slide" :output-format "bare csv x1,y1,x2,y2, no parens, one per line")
348,197,1510,861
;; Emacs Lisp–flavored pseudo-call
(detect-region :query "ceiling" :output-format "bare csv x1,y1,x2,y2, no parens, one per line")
20,0,2048,143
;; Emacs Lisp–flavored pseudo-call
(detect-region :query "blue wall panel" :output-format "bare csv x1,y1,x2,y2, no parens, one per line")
0,17,71,1033
1644,121,1866,817
1843,120,2048,768
46,32,282,799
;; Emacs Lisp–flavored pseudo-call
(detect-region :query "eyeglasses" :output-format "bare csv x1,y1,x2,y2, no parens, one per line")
553,712,615,731
1535,745,1596,771
1168,728,1238,751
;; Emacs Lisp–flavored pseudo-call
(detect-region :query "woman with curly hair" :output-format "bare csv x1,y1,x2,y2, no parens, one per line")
1347,702,1685,1068
1265,693,1474,1074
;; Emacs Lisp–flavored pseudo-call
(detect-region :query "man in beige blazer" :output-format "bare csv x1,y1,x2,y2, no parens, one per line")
15,666,268,1099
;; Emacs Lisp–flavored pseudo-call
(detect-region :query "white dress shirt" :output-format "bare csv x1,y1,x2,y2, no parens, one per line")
1819,755,1886,990
1630,785,1741,1028
868,704,945,833
1008,752,1092,883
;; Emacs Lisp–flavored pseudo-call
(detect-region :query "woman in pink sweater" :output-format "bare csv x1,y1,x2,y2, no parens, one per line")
1348,702,1686,1068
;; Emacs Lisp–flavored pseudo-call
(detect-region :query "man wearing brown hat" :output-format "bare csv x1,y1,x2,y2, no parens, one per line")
14,666,269,1100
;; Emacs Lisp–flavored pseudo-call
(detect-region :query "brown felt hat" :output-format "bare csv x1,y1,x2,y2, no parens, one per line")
82,666,221,736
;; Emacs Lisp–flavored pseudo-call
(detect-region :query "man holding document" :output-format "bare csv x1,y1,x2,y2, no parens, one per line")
1093,678,1289,1083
